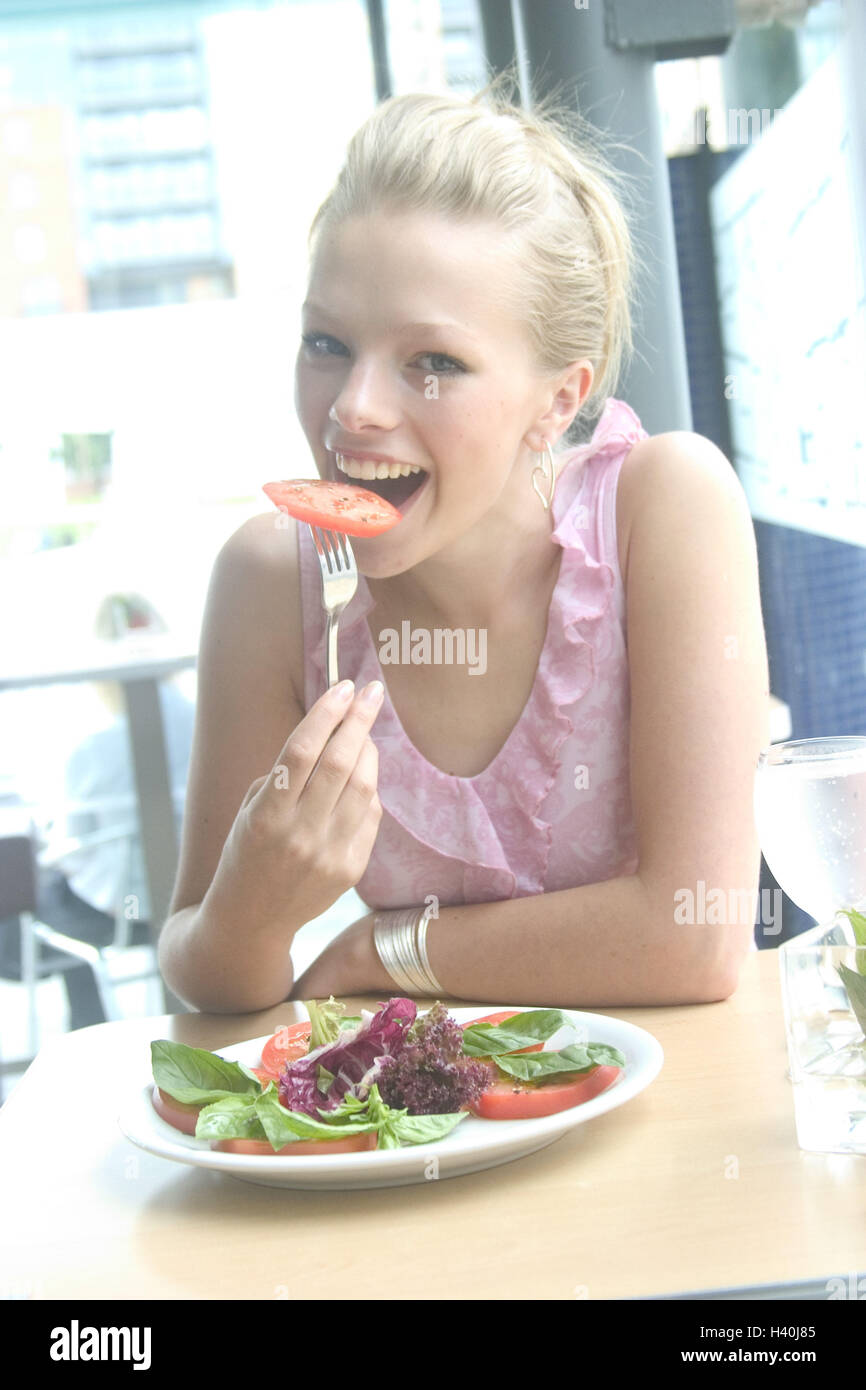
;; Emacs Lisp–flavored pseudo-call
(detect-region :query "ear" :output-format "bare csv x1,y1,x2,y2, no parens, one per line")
524,359,594,452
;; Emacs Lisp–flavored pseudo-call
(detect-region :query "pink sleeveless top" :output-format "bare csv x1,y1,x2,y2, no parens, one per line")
299,397,649,910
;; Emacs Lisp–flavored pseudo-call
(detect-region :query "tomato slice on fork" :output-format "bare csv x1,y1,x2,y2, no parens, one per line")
262,479,401,536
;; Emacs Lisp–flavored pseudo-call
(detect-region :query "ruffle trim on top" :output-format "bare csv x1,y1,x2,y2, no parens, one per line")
303,397,648,901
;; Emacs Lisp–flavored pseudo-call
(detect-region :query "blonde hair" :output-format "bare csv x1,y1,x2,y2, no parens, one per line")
308,65,642,445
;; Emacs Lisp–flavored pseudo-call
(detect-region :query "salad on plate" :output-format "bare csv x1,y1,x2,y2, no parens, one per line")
150,997,626,1157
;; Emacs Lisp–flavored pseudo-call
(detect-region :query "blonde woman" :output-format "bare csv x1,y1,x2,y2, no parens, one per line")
159,78,769,1014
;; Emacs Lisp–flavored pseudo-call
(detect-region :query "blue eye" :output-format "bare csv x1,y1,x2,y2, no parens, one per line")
300,336,465,374
417,352,465,375
300,333,347,356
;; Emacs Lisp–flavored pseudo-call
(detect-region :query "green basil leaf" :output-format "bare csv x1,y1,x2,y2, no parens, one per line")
254,1089,378,1148
461,1009,573,1056
387,1111,469,1146
353,1084,402,1129
151,1040,261,1104
376,1126,404,1150
328,1091,368,1119
581,1043,625,1068
195,1093,267,1142
494,1042,625,1082
838,962,866,1036
314,1086,401,1134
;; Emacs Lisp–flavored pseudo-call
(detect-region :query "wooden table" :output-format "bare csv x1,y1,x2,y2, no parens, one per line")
0,949,862,1302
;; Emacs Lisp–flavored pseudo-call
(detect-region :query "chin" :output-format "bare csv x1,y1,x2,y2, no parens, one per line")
350,540,417,581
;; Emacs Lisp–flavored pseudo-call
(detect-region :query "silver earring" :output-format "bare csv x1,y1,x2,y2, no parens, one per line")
530,441,556,511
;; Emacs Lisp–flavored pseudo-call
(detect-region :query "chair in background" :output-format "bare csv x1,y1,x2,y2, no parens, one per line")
0,816,160,1079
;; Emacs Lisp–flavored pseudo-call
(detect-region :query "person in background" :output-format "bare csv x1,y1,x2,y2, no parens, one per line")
35,591,195,1028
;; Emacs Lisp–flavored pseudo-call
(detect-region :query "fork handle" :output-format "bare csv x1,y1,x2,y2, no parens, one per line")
324,614,339,690
304,615,342,786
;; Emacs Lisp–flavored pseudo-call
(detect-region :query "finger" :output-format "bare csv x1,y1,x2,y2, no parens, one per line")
258,679,357,808
240,774,269,811
343,778,385,879
296,681,385,820
331,736,380,837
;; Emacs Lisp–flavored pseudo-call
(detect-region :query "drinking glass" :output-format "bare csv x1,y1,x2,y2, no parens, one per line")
755,737,866,1154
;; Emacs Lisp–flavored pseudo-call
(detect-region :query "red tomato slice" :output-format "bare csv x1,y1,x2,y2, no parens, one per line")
212,1131,379,1156
251,1068,281,1088
460,1009,544,1054
259,1021,312,1079
151,1085,204,1136
262,479,401,537
469,1064,622,1120
152,1069,275,1136
152,1082,380,1153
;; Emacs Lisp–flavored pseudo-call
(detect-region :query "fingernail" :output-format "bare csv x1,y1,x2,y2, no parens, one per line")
361,679,384,704
332,680,354,701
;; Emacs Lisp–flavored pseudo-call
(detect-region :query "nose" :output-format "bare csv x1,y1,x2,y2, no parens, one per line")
328,359,400,433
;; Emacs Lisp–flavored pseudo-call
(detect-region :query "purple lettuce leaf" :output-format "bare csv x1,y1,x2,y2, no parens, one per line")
277,996,417,1116
376,1000,494,1114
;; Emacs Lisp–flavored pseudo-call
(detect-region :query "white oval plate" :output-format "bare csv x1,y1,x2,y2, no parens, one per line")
118,1006,663,1189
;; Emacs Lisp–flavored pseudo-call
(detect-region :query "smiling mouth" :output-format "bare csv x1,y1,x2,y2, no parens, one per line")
332,453,429,511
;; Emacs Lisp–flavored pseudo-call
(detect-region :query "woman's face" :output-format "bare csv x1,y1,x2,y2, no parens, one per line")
294,209,590,578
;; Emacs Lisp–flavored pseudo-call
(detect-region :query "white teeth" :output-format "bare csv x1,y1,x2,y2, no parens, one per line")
335,452,423,480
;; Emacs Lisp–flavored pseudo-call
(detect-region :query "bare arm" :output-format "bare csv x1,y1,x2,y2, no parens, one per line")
298,433,770,1006
157,511,384,1012
157,511,306,1009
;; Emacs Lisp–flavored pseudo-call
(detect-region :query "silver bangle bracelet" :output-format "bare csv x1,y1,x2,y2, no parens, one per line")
373,908,425,995
392,909,431,995
373,904,445,997
415,903,439,990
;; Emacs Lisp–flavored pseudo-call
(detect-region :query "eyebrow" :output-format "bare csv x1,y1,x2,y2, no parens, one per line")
301,303,479,339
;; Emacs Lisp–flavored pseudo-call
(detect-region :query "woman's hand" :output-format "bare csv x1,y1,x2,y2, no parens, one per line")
289,911,395,1000
203,679,385,945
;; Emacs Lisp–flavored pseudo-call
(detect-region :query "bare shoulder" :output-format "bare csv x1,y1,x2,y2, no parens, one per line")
229,507,299,572
221,509,305,707
616,431,750,588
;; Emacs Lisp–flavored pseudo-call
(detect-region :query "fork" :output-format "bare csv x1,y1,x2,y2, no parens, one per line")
309,525,358,690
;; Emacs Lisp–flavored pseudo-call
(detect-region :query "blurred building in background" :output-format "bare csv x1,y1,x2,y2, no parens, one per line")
76,16,233,309
0,7,232,316
0,102,87,317
0,0,488,322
